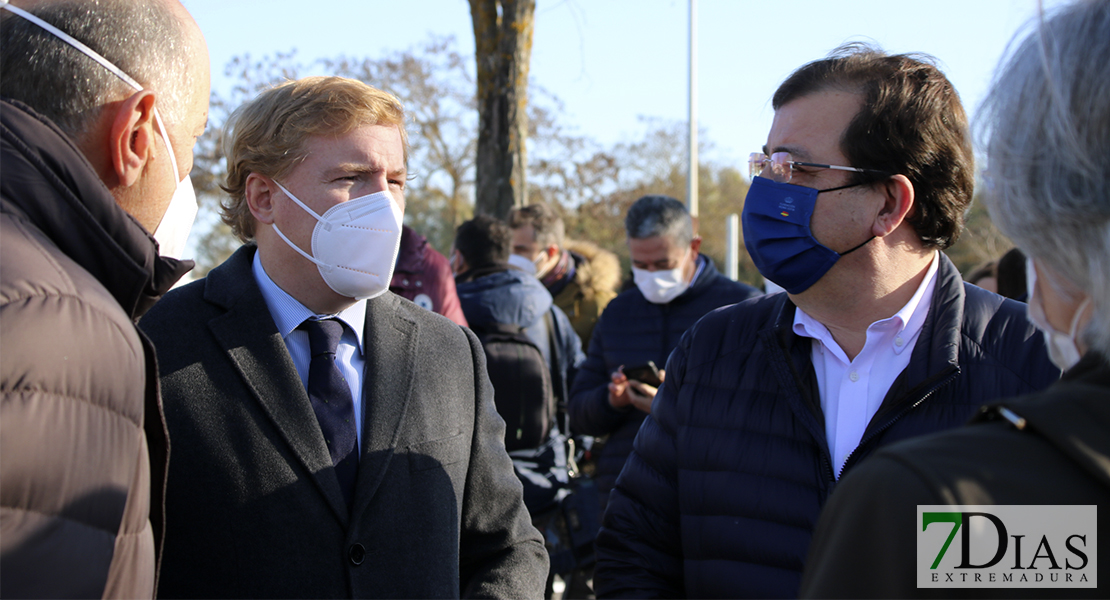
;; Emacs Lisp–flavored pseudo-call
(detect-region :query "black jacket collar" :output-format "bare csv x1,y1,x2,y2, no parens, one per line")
0,98,192,319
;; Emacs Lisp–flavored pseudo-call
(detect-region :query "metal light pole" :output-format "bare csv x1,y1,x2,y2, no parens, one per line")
687,0,698,218
726,213,739,280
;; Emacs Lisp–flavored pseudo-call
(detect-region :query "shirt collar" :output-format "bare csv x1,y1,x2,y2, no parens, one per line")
690,254,706,285
882,250,939,352
252,250,367,353
793,251,939,356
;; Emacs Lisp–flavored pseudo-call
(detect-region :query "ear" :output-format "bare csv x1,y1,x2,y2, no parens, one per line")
544,244,560,259
872,174,915,237
451,249,468,275
689,235,703,258
245,172,278,224
108,90,158,188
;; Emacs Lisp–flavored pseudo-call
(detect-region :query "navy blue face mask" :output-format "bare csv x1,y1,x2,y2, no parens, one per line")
742,176,875,294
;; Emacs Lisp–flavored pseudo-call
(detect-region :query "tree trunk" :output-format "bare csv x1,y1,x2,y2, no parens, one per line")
470,0,535,219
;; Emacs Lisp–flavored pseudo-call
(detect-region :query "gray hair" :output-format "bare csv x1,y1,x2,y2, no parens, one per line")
0,0,192,141
978,0,1110,355
624,195,693,245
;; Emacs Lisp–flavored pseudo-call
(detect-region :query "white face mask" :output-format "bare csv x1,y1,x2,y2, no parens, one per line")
272,181,403,300
150,110,198,259
508,253,538,275
633,250,690,305
1,1,198,258
1025,257,1090,371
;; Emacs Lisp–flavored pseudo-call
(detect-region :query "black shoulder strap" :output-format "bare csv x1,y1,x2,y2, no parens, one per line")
544,309,573,439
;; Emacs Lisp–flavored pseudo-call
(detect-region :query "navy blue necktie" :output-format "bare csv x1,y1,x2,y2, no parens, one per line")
300,318,359,507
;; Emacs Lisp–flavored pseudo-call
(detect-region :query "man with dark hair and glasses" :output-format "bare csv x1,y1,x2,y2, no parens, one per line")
593,43,1060,599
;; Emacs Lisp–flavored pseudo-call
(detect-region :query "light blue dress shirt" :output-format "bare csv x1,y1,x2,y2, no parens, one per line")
252,251,368,449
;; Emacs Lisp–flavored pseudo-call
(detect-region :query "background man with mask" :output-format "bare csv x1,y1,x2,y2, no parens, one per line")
508,202,621,353
567,195,760,512
139,77,547,598
0,1,208,597
593,45,1060,599
801,2,1110,594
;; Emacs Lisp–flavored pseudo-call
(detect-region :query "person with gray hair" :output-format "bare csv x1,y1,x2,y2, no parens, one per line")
623,194,696,247
567,195,760,514
800,1,1109,596
0,0,209,597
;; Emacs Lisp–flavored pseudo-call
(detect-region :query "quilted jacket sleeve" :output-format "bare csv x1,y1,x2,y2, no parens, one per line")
592,329,691,598
567,312,632,437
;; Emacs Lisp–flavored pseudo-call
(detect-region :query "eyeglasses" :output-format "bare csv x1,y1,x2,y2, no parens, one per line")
748,152,888,184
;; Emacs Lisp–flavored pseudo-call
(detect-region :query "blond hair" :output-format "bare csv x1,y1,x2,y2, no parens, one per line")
220,76,408,241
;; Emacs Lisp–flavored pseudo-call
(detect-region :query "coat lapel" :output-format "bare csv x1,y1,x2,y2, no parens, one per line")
204,246,350,525
350,293,418,516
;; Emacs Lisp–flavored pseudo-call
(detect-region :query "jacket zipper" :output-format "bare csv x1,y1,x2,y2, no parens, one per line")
660,303,671,360
831,366,960,482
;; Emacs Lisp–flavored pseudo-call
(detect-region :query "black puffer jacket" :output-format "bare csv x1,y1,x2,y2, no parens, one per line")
594,253,1061,599
0,98,190,598
567,256,760,508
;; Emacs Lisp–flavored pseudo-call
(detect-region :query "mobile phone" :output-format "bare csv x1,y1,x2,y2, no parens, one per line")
622,361,662,387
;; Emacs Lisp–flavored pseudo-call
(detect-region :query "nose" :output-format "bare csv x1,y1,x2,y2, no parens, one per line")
350,173,390,199
368,172,390,195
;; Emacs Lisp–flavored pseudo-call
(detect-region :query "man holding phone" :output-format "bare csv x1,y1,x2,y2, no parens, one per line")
567,195,761,510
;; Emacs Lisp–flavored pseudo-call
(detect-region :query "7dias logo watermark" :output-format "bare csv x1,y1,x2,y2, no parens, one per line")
917,505,1096,589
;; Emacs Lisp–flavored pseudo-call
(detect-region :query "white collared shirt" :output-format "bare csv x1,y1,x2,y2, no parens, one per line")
793,251,939,478
252,252,368,449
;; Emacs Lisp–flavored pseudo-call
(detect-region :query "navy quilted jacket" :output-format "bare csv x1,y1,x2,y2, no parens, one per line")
568,256,761,508
593,253,1061,598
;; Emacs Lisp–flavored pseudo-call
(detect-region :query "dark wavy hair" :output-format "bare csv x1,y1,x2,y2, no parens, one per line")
455,215,512,270
773,43,974,249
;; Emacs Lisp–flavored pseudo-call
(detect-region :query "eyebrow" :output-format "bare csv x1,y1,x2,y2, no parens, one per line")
323,163,402,175
769,145,812,161
325,163,370,176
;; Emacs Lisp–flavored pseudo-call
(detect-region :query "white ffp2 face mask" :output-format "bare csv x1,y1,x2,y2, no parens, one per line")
633,250,691,304
508,253,538,275
272,181,403,300
150,110,198,259
1025,257,1090,371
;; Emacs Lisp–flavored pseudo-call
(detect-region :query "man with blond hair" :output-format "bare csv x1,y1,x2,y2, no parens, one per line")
140,77,547,598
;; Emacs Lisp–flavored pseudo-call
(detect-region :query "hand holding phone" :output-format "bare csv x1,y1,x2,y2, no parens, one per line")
622,361,662,387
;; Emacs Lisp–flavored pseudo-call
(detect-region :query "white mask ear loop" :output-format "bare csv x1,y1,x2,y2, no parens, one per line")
1,1,143,90
273,181,325,221
2,1,185,192
270,181,330,270
1067,297,1092,342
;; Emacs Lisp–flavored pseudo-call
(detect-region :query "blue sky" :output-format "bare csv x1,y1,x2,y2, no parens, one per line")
182,0,1058,167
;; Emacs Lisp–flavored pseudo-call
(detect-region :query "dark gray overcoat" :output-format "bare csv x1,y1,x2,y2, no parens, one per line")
140,244,548,599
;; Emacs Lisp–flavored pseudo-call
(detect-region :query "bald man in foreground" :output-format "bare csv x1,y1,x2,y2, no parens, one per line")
0,0,210,596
